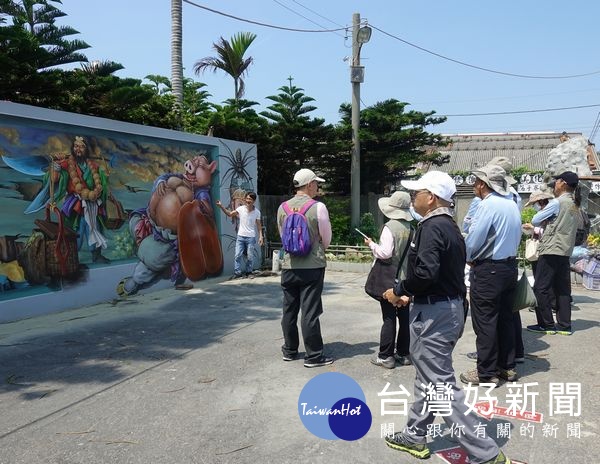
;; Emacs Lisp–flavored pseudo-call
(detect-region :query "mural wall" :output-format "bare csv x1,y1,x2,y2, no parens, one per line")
0,102,257,320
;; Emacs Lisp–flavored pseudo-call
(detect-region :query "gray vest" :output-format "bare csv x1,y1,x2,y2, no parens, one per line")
385,219,412,281
277,195,327,269
538,193,579,257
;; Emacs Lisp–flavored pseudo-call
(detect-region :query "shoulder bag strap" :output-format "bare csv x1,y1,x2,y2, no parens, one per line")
394,226,414,279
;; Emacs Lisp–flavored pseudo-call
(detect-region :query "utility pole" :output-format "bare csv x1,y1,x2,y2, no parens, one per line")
350,13,361,228
350,13,371,228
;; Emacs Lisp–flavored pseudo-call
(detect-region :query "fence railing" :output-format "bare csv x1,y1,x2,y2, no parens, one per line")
266,241,371,260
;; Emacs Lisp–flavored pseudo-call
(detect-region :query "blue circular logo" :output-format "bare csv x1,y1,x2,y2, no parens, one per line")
298,372,372,440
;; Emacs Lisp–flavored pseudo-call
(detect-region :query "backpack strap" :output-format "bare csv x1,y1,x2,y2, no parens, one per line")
298,199,317,215
282,201,293,215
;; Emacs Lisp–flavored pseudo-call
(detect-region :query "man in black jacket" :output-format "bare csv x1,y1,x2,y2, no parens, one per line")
382,171,511,464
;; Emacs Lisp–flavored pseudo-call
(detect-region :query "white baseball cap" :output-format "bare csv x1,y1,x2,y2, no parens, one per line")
293,168,325,187
400,171,456,203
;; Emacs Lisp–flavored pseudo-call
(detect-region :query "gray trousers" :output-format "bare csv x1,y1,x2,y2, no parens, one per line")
403,299,500,464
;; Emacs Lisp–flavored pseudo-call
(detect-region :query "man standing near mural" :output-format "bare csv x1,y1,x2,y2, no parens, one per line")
215,192,263,279
48,136,110,263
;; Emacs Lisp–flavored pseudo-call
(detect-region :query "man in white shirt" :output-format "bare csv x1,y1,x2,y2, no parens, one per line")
216,191,264,279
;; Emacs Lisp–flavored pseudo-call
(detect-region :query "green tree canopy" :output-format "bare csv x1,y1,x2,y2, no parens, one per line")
259,77,347,195
339,99,448,193
1,0,90,69
0,0,90,106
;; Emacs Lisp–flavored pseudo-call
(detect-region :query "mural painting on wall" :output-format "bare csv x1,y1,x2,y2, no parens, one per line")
117,154,223,296
218,139,256,252
0,124,223,299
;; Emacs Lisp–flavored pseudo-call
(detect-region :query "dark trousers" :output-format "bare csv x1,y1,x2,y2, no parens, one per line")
513,310,524,359
470,261,518,378
532,261,557,311
533,254,572,330
281,268,325,362
378,299,410,358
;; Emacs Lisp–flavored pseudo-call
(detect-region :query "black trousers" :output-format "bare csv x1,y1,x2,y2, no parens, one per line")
533,254,572,330
281,268,325,362
470,261,518,378
378,299,410,358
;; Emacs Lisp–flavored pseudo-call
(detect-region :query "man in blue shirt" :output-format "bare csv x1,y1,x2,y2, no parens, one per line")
462,156,522,234
460,165,522,386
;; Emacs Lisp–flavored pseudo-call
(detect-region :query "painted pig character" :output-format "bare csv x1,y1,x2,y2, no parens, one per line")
117,155,223,296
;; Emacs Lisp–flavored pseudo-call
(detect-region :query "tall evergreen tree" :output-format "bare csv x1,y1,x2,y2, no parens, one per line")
339,99,448,193
260,77,347,194
2,0,89,69
0,0,89,106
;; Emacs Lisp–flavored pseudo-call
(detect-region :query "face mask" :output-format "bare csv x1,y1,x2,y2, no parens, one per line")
409,205,422,221
533,203,541,211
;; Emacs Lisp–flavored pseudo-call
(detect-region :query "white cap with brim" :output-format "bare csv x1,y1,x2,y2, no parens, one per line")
378,191,413,221
293,168,325,187
400,170,456,203
472,164,510,196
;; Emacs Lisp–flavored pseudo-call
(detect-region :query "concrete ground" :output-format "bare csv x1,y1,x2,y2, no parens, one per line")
0,270,598,464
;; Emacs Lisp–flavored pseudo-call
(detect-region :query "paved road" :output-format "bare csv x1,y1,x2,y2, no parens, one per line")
0,271,598,463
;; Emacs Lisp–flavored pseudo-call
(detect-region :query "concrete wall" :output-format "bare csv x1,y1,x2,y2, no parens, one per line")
0,102,257,322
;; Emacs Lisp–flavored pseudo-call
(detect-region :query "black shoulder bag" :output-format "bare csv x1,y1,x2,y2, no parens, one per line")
364,227,413,301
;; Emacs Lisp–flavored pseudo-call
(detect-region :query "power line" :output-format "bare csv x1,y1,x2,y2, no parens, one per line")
590,112,600,142
182,0,346,33
271,0,345,37
289,0,345,28
369,24,600,80
272,0,331,30
440,104,600,117
184,2,600,81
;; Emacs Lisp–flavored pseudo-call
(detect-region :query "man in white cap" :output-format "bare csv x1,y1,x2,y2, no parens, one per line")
277,168,333,368
461,165,521,387
382,171,512,464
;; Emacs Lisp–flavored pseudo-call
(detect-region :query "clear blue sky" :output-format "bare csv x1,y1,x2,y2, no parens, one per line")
58,0,600,139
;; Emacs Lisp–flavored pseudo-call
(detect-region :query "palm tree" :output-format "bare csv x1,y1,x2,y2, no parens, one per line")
170,0,183,110
193,32,256,103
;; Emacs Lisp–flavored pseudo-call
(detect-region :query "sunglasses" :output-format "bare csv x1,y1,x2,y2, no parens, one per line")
410,190,431,200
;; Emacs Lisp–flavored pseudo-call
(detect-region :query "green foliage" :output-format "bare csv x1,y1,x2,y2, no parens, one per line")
193,32,256,101
359,212,378,241
521,207,536,224
511,166,543,181
448,170,471,178
257,77,346,195
338,99,448,193
1,8,451,202
321,197,351,244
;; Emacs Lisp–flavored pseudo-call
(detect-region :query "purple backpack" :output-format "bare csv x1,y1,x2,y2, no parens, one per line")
281,200,317,256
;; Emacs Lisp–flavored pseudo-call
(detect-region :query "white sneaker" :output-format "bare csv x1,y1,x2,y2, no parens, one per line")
371,356,395,369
